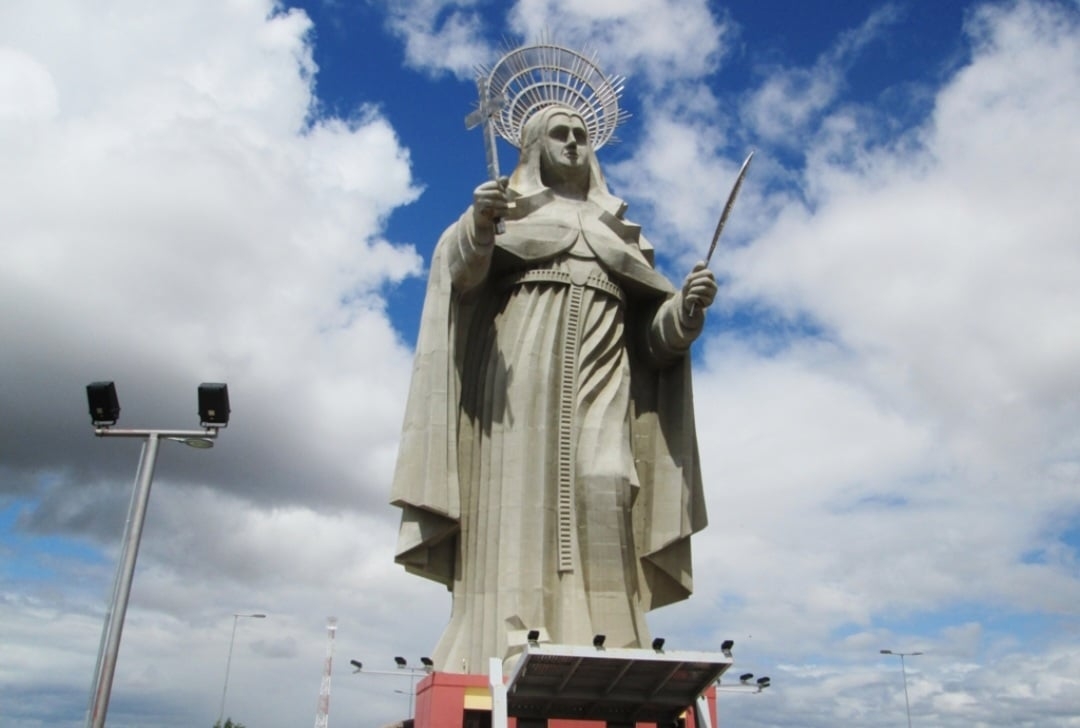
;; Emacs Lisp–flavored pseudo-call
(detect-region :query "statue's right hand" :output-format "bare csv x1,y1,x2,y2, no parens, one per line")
472,177,510,230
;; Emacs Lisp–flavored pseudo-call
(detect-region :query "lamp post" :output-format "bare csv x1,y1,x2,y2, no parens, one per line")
350,657,433,718
218,613,267,727
716,672,772,694
83,381,229,728
880,649,923,728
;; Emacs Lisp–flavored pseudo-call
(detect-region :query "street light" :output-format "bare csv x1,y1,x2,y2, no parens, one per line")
83,381,229,728
715,672,772,694
218,613,267,727
351,657,433,718
880,649,923,728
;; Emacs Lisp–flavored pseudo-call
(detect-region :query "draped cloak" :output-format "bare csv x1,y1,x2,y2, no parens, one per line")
390,114,707,674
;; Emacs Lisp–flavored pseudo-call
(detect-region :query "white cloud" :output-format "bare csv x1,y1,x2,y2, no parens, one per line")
740,5,904,146
0,47,59,122
4,0,1080,726
0,0,424,511
724,0,1080,469
0,2,427,721
509,0,731,86
624,4,1080,724
605,103,762,263
373,0,732,87
377,0,493,78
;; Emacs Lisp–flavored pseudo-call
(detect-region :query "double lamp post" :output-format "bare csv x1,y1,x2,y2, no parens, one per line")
83,381,230,728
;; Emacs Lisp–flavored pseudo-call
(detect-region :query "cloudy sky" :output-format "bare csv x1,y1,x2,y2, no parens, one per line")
2,0,1079,726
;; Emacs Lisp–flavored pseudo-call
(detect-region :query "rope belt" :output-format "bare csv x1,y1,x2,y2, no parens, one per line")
499,266,625,573
500,268,626,305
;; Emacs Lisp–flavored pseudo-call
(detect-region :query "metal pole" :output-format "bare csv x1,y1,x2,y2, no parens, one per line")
84,449,144,723
218,613,266,727
353,661,430,719
900,654,913,728
86,433,161,728
218,615,241,728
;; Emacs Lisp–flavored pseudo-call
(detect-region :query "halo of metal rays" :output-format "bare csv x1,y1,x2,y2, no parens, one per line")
478,38,629,150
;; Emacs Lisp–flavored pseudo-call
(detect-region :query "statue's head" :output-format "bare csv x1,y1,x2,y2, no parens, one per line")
510,105,616,207
537,109,590,191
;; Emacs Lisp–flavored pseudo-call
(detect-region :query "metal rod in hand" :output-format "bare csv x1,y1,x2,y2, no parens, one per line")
703,150,754,266
689,150,755,316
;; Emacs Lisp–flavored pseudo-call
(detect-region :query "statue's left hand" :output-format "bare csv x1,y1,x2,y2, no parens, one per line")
681,262,717,317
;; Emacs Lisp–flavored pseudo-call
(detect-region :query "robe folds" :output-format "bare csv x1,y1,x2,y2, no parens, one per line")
390,189,707,673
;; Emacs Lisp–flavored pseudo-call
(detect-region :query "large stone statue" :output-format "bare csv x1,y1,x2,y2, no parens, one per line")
390,57,716,673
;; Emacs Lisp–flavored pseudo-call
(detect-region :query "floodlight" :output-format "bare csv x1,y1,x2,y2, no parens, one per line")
880,649,892,654
394,656,407,667
420,656,434,670
350,659,363,671
198,383,230,427
87,381,121,426
527,629,540,643
739,673,754,683
757,677,771,688
592,634,606,649
651,637,665,651
720,639,734,656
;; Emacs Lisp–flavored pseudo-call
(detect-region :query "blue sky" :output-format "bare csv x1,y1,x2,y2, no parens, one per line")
2,1,1080,726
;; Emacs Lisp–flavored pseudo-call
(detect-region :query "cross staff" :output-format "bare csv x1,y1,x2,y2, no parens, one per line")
465,76,507,234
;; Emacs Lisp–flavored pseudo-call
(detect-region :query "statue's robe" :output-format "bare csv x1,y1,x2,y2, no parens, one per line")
390,189,707,673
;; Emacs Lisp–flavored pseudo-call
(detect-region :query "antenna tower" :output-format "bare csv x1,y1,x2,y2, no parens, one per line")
313,617,338,728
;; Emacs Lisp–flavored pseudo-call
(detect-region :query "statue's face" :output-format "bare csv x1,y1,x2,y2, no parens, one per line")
539,112,589,188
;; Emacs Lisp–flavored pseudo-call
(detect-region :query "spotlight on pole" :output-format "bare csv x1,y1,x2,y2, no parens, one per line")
717,669,773,695
86,381,121,426
198,383,230,427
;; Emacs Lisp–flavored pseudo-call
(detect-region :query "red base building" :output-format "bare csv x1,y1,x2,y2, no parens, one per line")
409,644,727,728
